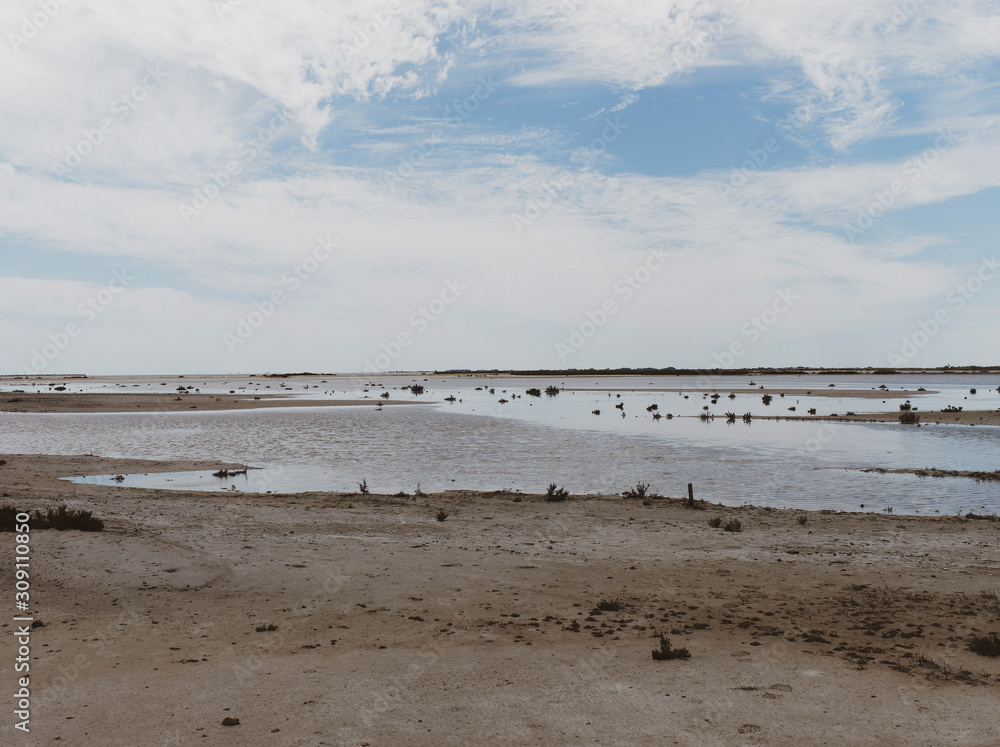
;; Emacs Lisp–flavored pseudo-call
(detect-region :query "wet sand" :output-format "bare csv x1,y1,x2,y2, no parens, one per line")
565,387,935,399
752,410,1000,427
1,453,998,746
0,393,425,414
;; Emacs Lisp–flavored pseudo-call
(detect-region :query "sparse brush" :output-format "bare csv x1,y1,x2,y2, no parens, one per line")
622,482,659,499
725,412,736,423
525,388,542,397
0,459,6,466
415,483,426,497
409,384,425,395
899,401,912,411
762,395,773,405
213,468,248,478
0,504,20,531
797,514,808,526
724,518,742,533
19,505,105,532
968,632,1000,657
358,479,370,495
545,483,569,501
742,412,752,423
435,509,449,522
255,623,278,632
708,516,723,528
545,386,560,396
899,411,919,424
593,598,622,613
651,633,690,661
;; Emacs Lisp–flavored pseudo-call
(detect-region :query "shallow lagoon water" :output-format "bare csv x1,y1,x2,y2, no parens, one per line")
2,375,997,515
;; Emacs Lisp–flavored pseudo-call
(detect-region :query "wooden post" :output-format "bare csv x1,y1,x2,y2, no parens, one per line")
687,483,694,507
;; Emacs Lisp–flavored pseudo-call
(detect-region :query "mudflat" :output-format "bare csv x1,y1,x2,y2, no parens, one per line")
2,453,998,746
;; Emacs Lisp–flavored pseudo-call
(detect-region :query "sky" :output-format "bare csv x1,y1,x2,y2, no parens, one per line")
1,0,998,375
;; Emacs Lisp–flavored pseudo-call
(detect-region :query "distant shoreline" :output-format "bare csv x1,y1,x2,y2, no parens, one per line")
2,365,999,379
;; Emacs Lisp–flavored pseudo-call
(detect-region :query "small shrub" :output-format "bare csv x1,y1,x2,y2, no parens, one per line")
213,468,247,478
544,386,560,396
797,514,808,526
593,598,622,613
622,482,659,499
358,479,370,495
899,411,919,424
380,391,390,399
742,412,752,423
415,483,426,497
968,632,1000,657
16,505,106,532
0,459,6,466
545,483,569,502
762,395,773,405
410,384,425,395
807,408,817,415
255,623,278,632
646,404,658,412
592,409,600,415
725,412,736,423
435,509,449,522
525,388,542,397
723,518,742,533
970,388,977,395
0,504,20,531
899,401,912,411
651,633,690,661
708,516,723,528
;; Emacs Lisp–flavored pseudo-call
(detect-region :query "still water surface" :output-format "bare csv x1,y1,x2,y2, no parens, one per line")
2,374,997,515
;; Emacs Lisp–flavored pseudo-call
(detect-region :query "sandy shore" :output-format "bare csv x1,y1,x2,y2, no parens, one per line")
1,454,998,746
0,393,425,414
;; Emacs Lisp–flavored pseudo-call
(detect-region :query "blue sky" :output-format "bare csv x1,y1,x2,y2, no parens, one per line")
1,0,998,375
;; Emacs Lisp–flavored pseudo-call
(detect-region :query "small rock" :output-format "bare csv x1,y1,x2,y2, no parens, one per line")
221,717,240,726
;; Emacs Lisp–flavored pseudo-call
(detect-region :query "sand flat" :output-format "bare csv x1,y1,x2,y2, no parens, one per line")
0,392,425,413
2,453,998,746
